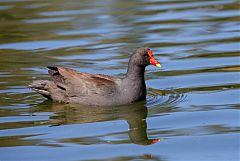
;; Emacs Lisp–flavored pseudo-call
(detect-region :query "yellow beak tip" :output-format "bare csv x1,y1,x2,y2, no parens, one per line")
156,64,161,68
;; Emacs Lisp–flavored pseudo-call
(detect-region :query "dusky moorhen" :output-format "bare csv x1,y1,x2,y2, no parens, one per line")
29,47,160,106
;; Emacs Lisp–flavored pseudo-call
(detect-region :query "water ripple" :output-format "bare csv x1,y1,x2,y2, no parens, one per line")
147,88,186,109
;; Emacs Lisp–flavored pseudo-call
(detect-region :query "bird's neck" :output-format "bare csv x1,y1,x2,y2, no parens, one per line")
124,64,147,101
126,64,146,80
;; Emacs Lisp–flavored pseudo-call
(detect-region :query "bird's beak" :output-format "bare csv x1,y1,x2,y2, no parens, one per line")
148,49,161,68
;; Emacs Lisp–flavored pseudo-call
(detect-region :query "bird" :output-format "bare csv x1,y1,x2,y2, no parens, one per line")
28,47,161,106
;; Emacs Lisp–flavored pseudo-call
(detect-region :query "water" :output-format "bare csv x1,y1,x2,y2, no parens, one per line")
0,0,239,160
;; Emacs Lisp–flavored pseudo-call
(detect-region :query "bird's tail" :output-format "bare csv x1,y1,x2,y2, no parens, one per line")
28,80,52,99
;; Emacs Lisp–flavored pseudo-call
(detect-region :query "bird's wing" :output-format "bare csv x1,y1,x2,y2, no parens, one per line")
47,66,119,97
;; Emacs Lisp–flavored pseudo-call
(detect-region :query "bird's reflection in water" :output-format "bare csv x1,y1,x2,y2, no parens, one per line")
34,101,159,145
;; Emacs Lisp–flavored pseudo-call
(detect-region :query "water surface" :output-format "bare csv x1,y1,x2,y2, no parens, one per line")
0,0,239,161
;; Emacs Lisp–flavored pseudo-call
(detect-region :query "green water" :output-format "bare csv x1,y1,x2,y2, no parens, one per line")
0,0,239,161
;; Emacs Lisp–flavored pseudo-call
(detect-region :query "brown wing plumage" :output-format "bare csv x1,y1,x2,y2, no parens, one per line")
47,66,119,97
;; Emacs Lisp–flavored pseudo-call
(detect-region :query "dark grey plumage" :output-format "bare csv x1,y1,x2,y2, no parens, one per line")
29,47,159,106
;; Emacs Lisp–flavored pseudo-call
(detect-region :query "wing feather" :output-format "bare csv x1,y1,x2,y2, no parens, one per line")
48,66,119,97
